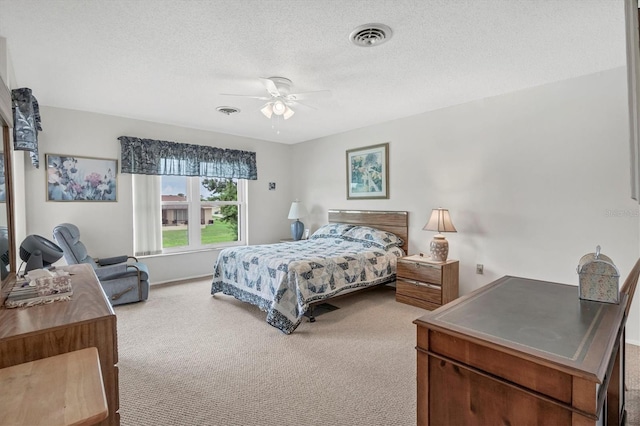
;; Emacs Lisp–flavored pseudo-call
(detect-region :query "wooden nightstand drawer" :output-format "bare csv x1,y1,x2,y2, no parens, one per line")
396,256,459,310
396,278,442,304
397,260,442,284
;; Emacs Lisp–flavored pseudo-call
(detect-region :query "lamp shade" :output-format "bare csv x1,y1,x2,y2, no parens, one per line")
282,106,295,120
288,201,308,220
260,103,273,119
423,208,457,233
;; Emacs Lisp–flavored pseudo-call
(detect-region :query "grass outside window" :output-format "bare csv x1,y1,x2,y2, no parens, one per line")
163,221,236,248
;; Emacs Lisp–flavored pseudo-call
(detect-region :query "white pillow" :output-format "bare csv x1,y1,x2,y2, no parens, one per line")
342,226,403,250
309,223,355,240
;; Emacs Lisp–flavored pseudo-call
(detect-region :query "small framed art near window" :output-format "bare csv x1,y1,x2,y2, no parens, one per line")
346,142,389,199
46,154,117,201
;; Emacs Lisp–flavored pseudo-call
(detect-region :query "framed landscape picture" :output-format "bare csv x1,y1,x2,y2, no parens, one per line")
346,143,389,199
46,154,117,201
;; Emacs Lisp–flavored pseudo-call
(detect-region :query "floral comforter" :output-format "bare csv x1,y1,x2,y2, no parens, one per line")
211,238,403,334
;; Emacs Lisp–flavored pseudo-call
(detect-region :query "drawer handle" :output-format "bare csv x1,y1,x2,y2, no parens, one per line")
410,262,434,270
404,279,440,290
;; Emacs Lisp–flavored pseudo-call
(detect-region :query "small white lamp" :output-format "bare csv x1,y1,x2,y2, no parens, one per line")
288,200,308,240
423,208,457,262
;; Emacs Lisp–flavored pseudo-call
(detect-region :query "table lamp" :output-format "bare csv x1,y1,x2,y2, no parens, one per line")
423,208,457,262
287,200,308,240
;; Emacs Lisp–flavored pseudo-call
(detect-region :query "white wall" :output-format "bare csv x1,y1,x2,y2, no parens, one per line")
20,68,640,341
292,67,640,343
0,37,16,89
24,107,293,283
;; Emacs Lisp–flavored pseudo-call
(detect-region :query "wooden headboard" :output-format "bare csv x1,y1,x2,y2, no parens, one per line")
328,209,409,254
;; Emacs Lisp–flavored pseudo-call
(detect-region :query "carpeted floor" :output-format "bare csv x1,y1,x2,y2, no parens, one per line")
628,344,640,425
116,277,640,426
115,278,423,426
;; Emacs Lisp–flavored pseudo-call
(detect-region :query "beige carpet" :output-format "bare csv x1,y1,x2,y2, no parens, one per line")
628,344,640,426
116,277,640,426
115,278,424,426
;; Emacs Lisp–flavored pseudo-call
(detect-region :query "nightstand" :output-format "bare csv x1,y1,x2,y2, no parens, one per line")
395,255,459,310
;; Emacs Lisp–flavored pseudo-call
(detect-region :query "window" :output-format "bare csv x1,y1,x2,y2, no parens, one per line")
160,176,246,252
122,136,256,256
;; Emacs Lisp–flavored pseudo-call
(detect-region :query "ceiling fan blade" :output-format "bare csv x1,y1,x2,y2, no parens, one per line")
220,93,271,101
286,90,331,101
259,78,282,98
287,99,317,110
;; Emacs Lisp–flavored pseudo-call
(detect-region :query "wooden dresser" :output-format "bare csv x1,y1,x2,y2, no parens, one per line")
396,256,459,310
0,264,119,426
414,276,626,425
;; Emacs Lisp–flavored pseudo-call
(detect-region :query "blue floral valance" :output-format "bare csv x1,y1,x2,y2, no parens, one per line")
118,136,257,180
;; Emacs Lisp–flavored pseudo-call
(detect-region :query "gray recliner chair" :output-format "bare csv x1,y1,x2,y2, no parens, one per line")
53,223,149,306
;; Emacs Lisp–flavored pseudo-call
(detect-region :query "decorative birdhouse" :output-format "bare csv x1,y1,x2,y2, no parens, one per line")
577,245,620,304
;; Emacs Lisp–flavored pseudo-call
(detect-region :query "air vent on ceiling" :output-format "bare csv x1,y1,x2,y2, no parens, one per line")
216,106,240,115
350,23,392,47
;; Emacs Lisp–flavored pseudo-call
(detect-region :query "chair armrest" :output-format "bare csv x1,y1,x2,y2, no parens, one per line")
94,262,128,280
97,255,130,266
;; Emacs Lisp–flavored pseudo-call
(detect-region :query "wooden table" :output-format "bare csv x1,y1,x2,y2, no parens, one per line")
0,347,108,426
0,264,119,425
414,275,627,425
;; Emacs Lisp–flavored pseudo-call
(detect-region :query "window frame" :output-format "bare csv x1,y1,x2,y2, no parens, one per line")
161,176,247,254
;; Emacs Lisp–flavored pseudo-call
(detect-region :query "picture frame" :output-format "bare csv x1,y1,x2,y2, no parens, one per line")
46,154,117,202
346,142,389,199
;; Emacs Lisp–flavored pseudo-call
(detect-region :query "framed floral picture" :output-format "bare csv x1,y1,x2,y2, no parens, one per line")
46,154,117,201
346,142,389,199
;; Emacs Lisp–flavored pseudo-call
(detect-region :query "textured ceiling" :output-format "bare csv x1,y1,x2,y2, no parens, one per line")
0,0,628,144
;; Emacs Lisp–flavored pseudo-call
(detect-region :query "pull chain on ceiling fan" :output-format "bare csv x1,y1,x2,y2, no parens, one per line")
221,76,330,122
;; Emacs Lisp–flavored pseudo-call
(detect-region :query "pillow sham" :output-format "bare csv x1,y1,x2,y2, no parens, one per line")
342,226,404,250
309,223,355,240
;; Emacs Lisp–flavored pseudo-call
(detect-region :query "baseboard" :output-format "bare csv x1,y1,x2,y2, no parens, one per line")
150,274,213,287
627,338,640,347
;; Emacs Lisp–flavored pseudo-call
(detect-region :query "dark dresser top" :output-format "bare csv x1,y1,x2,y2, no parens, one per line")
415,275,627,379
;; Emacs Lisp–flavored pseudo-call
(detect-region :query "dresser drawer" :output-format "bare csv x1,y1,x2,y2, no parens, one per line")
396,278,442,305
397,261,442,284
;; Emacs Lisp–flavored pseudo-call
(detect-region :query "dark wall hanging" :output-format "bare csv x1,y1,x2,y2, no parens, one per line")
11,87,42,168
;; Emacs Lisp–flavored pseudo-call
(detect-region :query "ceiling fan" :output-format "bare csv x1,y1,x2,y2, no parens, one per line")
221,77,330,120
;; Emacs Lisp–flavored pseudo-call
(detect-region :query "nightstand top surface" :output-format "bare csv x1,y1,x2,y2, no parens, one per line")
401,255,458,265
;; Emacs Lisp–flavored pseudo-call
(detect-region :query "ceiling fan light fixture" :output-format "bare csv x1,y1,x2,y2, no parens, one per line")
260,104,273,118
222,77,322,124
272,100,286,116
283,106,295,120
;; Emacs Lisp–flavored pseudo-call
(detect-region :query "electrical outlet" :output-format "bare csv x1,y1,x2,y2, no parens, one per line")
476,264,484,274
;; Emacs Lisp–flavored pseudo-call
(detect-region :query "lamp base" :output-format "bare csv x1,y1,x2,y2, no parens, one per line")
430,235,449,262
291,220,304,241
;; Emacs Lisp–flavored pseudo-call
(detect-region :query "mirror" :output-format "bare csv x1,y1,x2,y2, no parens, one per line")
0,134,8,280
0,75,16,295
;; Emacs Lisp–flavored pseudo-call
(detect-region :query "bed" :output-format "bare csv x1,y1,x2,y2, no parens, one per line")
211,209,409,334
